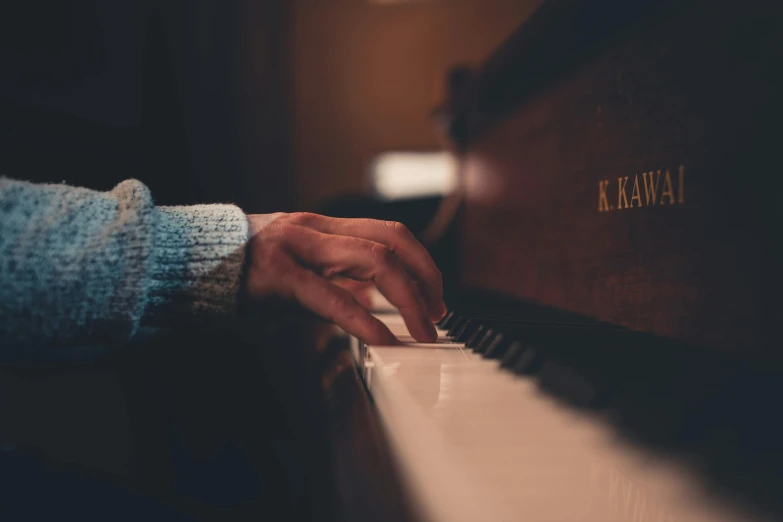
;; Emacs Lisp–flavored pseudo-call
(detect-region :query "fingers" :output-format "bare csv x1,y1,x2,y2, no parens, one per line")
281,225,437,342
283,262,399,346
332,278,373,309
287,213,445,321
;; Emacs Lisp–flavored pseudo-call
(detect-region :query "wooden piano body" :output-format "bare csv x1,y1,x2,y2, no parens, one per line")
448,0,780,357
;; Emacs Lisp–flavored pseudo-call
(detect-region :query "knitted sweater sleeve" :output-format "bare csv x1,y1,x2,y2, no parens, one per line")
0,177,249,351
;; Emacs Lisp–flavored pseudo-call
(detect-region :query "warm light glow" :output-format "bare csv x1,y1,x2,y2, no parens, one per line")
370,151,458,200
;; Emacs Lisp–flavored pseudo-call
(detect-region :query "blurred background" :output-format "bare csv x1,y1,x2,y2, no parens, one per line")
0,0,543,495
0,0,541,214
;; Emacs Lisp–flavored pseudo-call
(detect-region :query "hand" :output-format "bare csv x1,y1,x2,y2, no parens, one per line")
245,212,446,345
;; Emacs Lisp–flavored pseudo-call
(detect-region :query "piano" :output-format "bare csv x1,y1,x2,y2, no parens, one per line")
325,0,783,521
2,1,780,520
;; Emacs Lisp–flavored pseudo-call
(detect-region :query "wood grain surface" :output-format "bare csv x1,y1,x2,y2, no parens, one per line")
450,0,781,357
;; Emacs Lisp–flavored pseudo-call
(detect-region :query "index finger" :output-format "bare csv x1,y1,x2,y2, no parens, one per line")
290,214,446,320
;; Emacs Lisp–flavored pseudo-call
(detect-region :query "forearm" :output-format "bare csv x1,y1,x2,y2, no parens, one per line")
0,177,248,352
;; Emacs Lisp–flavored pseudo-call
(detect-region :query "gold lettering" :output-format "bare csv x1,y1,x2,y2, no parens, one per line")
598,166,684,212
660,169,675,205
642,171,661,206
598,180,611,212
677,165,685,204
630,175,642,208
618,176,629,209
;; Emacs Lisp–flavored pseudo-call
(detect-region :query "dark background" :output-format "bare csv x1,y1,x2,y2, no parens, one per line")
0,0,294,211
0,0,537,212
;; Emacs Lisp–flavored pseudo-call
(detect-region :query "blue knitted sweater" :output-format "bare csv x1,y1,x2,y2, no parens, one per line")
0,177,249,353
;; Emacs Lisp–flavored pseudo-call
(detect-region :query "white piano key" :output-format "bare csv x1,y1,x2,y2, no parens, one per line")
356,312,767,522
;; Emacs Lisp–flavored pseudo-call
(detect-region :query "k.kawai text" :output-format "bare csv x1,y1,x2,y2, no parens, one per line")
598,166,685,212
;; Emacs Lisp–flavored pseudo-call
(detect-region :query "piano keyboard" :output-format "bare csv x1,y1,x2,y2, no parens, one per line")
350,309,769,522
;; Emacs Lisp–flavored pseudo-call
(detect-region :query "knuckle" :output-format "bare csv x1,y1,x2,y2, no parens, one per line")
370,243,394,266
287,212,318,226
386,220,412,238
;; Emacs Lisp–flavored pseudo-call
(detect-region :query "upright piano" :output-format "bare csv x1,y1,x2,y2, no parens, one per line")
328,0,783,521
2,1,780,520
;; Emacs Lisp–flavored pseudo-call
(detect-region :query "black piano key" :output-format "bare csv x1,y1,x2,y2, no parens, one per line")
500,341,524,368
513,346,543,375
454,319,482,343
538,361,601,408
441,311,459,330
449,318,476,342
447,316,470,339
483,333,512,359
436,310,453,329
474,328,497,354
465,325,488,349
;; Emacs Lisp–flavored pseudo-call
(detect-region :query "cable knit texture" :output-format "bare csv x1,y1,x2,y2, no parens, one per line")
0,177,248,353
